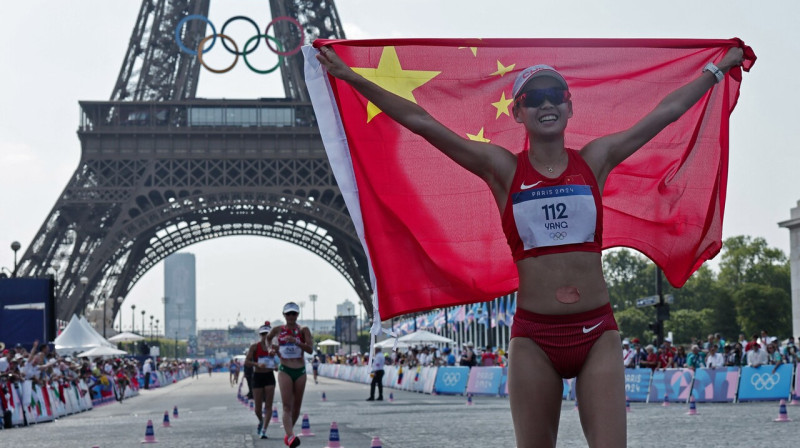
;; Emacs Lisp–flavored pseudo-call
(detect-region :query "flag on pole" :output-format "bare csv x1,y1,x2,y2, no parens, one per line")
304,38,755,321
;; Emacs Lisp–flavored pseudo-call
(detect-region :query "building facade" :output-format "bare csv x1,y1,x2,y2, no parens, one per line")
164,252,196,340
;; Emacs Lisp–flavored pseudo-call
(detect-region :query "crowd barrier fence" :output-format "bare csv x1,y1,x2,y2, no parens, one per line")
2,368,189,429
313,363,800,403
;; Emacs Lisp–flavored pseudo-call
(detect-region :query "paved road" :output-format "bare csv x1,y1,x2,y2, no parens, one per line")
2,372,798,447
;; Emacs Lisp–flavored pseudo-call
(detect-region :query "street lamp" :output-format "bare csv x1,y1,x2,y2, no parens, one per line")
103,295,108,338
141,310,146,338
131,304,136,333
150,315,154,341
117,297,124,331
10,241,21,277
155,319,160,339
347,305,352,355
309,294,317,333
80,276,89,317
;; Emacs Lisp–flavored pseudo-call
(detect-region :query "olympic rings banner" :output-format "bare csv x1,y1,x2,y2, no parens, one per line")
647,368,693,403
624,368,651,402
433,366,470,395
737,364,793,401
690,367,739,402
174,15,304,74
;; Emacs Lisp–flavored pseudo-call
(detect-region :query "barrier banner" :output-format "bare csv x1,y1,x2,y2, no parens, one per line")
567,378,578,401
466,366,503,396
796,364,800,398
434,367,470,395
561,379,571,400
647,368,692,403
691,367,739,402
738,364,793,401
623,368,651,402
423,367,438,394
383,365,397,387
501,375,508,396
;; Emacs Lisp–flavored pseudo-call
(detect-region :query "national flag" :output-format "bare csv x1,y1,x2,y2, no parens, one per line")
452,305,466,323
477,303,489,326
496,298,507,327
466,305,476,324
508,296,516,327
490,302,497,328
305,38,755,321
433,309,446,329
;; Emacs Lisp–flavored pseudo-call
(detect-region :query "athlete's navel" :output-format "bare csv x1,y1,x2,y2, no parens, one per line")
556,286,581,304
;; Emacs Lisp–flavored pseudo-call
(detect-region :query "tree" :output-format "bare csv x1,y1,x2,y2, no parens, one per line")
733,283,792,337
615,307,651,341
603,249,652,310
719,236,790,291
664,309,715,345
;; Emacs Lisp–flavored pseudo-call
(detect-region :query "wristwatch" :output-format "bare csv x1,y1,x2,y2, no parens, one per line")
703,62,724,83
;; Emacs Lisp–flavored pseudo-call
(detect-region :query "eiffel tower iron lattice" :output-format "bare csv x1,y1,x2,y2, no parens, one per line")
15,0,369,326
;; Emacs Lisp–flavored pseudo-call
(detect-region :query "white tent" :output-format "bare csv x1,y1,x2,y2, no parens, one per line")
78,316,115,348
77,346,128,358
318,339,341,346
397,330,454,344
108,332,144,343
374,338,410,350
54,315,114,355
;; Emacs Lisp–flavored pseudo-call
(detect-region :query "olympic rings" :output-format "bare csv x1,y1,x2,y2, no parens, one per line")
750,372,779,391
243,35,284,74
174,14,304,74
221,16,260,56
549,232,567,240
175,15,217,56
264,17,305,56
197,34,238,74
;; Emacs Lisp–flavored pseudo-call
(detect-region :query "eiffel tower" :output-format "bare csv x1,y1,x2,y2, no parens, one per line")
14,0,371,327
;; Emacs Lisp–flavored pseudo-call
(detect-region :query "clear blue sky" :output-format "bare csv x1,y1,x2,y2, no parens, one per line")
1,0,797,330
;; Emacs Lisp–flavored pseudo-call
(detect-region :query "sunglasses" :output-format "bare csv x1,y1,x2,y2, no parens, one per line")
515,88,571,108
284,311,299,316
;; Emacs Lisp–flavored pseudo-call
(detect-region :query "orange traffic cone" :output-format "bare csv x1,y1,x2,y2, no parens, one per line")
774,399,792,422
162,411,171,427
371,436,383,447
324,421,342,448
686,396,698,415
141,419,158,443
789,393,800,406
299,413,315,437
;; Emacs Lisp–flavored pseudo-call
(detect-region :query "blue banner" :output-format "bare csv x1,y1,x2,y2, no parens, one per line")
466,366,503,396
433,366,470,395
648,369,693,403
691,368,739,402
624,368,651,402
738,365,793,401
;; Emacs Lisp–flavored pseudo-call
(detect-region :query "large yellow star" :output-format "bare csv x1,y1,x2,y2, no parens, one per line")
466,127,490,142
352,47,441,123
491,92,514,119
490,60,515,77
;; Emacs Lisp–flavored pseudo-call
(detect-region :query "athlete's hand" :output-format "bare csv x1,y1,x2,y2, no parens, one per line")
316,46,357,81
257,363,266,369
718,47,744,72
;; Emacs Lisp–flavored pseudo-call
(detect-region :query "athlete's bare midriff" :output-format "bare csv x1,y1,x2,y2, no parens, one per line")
516,251,610,315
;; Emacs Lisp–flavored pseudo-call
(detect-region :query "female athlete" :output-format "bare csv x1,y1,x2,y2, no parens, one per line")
244,321,277,439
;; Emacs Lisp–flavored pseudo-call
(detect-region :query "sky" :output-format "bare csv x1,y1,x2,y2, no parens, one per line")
1,0,798,332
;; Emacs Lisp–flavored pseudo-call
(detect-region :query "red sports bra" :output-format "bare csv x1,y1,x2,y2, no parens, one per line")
501,149,603,261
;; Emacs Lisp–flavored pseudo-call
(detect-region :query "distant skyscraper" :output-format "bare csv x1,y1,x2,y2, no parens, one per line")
164,253,196,340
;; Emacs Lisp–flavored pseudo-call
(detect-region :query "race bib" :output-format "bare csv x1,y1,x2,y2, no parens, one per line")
279,344,302,359
258,356,276,369
512,185,596,250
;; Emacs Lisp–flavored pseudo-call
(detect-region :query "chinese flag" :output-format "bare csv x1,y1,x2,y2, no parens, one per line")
304,38,756,321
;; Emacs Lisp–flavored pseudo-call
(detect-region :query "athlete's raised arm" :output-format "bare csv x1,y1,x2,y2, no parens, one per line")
582,47,745,187
316,46,516,200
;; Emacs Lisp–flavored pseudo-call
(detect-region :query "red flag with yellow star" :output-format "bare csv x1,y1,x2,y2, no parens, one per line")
303,38,755,321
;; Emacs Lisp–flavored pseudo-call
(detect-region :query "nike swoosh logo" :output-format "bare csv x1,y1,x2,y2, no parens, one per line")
582,321,603,334
520,181,543,190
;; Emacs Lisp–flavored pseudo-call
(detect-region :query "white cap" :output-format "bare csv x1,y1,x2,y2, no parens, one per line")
283,302,300,314
512,64,569,98
622,339,630,345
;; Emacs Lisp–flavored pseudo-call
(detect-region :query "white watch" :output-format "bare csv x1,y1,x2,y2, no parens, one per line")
703,62,724,83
